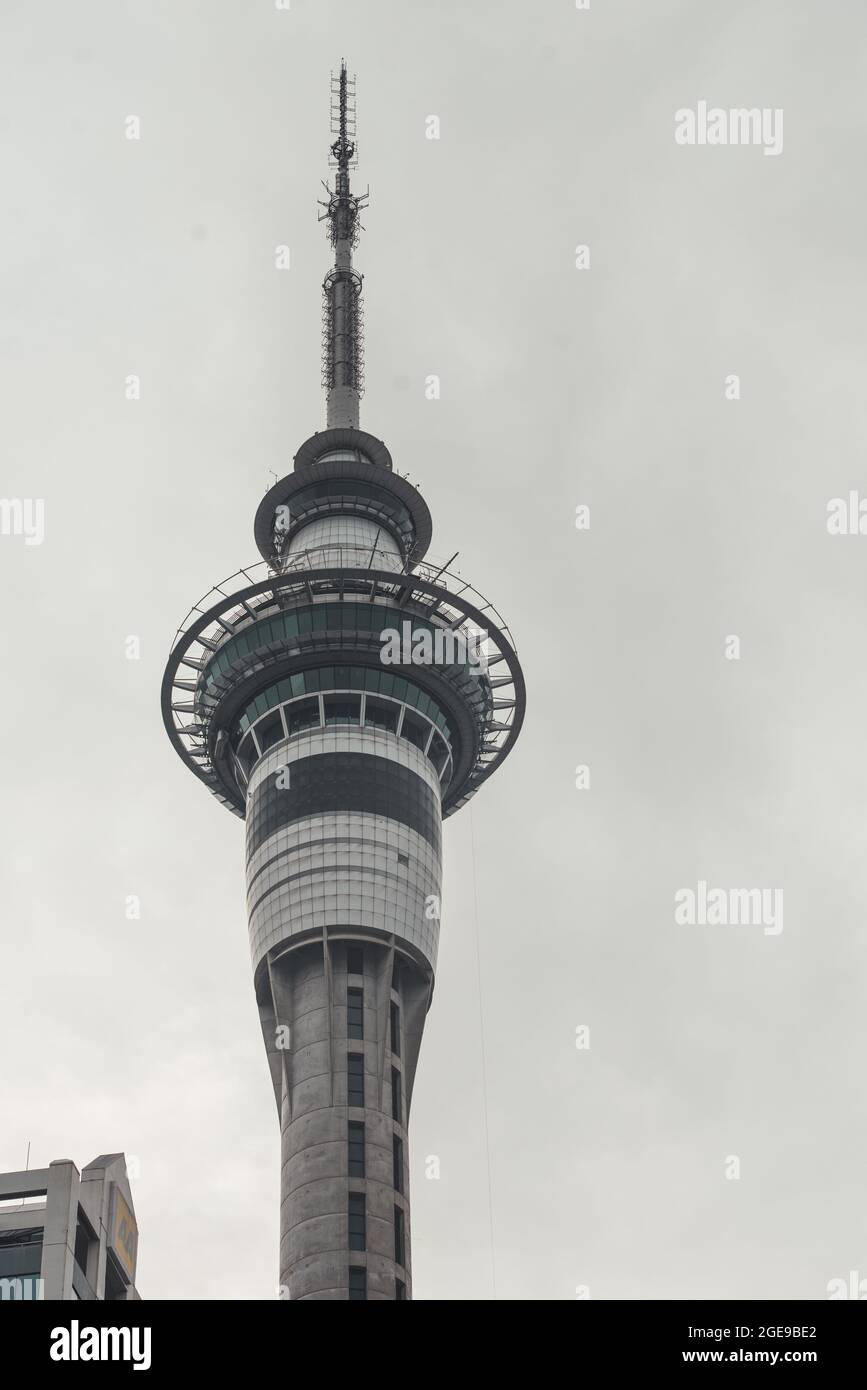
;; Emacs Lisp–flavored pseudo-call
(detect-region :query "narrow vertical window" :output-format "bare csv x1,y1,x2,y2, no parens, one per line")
348,1121,365,1178
349,1193,366,1252
348,1052,364,1107
390,1000,400,1057
395,1278,406,1301
348,1266,367,1301
394,1204,405,1267
392,1134,403,1193
347,987,364,1040
347,945,364,976
391,1066,402,1124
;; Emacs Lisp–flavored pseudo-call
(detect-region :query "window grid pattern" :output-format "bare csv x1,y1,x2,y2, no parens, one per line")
232,665,455,766
237,665,451,738
247,818,442,973
198,602,488,704
278,478,415,553
288,514,401,560
244,735,443,981
246,753,442,860
235,685,453,790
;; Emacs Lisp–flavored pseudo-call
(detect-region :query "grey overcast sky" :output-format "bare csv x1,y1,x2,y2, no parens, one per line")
1,0,866,1300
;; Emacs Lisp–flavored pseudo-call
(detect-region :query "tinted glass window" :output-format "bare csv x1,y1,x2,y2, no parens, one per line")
347,987,364,1039
348,1053,364,1107
236,735,256,777
348,1122,365,1178
324,696,360,727
256,710,284,753
349,1193,366,1251
286,698,320,736
394,1206,405,1266
429,735,449,776
401,713,428,751
393,1134,403,1193
364,698,398,733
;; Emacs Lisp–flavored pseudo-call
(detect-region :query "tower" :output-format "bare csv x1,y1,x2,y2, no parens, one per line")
161,64,525,1300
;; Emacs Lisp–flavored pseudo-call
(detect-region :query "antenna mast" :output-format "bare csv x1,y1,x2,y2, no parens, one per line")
319,61,368,429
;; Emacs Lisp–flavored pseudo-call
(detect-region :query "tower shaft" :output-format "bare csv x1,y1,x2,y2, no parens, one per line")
248,503,439,1300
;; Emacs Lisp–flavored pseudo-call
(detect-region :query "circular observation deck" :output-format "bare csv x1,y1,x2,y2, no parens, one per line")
160,552,525,820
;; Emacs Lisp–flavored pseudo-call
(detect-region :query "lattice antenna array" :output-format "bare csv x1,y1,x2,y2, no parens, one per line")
318,62,369,427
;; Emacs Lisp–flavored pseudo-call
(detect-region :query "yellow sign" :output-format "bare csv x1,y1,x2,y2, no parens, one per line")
109,1185,138,1283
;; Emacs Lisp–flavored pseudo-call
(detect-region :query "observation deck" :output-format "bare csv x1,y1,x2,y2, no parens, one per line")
161,548,525,821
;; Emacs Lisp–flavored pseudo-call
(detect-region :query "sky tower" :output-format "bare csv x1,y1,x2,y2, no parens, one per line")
161,64,525,1300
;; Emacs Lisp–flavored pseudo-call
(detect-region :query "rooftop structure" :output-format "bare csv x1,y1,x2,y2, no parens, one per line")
0,1154,140,1301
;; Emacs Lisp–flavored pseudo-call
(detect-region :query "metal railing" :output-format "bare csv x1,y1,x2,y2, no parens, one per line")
169,551,518,658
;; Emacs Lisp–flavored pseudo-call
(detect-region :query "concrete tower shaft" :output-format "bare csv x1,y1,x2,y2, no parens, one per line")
247,731,440,1299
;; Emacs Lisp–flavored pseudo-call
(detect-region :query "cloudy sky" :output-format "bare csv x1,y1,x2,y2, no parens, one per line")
1,0,865,1299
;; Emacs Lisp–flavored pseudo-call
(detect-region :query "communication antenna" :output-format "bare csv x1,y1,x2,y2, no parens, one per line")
318,62,369,428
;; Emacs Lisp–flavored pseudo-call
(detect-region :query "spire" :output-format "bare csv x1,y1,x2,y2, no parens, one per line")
319,62,368,430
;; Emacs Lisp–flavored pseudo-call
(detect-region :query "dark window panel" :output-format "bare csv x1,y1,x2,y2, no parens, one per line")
349,1192,366,1252
347,987,364,1040
401,712,428,751
255,709,284,753
348,1052,365,1107
393,1134,403,1193
394,1205,405,1267
348,1121,365,1178
245,753,443,860
364,697,398,733
324,695,361,726
285,697,321,737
